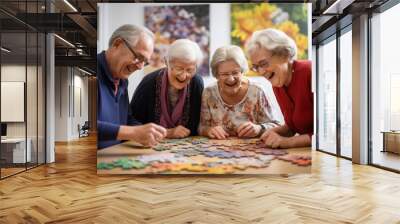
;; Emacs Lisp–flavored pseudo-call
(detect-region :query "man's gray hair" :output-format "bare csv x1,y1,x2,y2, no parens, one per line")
108,24,155,48
245,28,297,61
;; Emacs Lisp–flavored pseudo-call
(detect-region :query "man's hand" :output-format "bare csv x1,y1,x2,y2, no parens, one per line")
118,123,167,147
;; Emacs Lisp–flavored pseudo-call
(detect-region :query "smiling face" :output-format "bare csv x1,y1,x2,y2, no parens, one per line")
249,48,290,87
108,35,154,80
216,60,244,96
167,59,197,90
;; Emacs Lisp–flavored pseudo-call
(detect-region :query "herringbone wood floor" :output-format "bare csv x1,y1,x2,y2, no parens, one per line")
1,135,400,224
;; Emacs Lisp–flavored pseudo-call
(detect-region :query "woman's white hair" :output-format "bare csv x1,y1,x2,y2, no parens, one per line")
108,24,154,48
166,39,203,67
245,28,297,61
210,45,248,78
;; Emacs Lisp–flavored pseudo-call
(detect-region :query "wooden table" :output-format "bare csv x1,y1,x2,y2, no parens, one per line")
97,138,311,175
381,131,400,154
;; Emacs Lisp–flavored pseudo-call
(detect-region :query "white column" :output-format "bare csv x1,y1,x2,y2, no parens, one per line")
46,32,55,163
352,14,369,164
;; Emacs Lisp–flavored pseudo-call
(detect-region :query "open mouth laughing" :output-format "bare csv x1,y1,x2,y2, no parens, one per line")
176,76,187,83
224,80,238,87
264,72,275,81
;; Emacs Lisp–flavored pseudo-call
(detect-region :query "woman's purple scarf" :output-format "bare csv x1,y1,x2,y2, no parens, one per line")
159,69,188,128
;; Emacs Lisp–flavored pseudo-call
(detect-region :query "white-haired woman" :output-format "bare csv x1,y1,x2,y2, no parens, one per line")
198,45,282,139
245,28,313,148
130,39,204,139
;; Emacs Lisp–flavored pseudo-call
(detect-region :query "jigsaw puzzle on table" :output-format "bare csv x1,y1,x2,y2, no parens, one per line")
97,137,311,174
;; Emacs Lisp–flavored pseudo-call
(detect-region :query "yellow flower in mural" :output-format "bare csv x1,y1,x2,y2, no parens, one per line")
231,10,257,42
276,21,308,59
232,4,277,42
295,35,308,59
231,3,309,64
254,3,277,23
276,21,299,38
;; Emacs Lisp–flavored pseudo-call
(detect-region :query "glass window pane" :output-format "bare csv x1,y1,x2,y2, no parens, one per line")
38,32,45,165
1,30,27,177
340,29,352,158
371,3,400,171
318,37,337,154
27,31,38,169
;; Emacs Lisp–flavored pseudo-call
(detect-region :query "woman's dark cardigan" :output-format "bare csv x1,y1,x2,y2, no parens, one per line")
129,68,204,136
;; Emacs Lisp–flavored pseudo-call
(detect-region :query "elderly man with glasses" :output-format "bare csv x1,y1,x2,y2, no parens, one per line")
97,24,167,149
130,39,204,139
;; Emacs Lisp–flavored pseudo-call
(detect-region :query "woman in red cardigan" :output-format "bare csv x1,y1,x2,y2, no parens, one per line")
245,28,313,148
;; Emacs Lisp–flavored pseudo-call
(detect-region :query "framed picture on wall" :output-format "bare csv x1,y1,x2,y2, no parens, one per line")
144,5,210,76
231,3,309,76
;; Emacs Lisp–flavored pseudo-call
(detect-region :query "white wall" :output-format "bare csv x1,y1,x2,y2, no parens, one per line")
54,67,89,141
72,73,89,138
55,66,68,141
98,3,287,123
1,65,26,139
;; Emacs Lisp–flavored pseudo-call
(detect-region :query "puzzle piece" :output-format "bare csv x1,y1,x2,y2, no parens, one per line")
136,153,187,164
202,150,229,158
207,165,235,174
97,162,114,170
232,157,271,168
112,158,147,169
151,162,175,172
205,161,222,168
153,145,170,151
190,156,220,164
293,159,311,166
113,158,130,167
253,149,288,156
123,161,144,169
104,137,311,173
181,163,208,172
277,155,312,166
172,149,202,157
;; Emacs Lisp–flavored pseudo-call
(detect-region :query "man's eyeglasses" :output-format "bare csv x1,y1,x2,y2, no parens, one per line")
170,64,197,76
121,38,149,66
251,60,270,72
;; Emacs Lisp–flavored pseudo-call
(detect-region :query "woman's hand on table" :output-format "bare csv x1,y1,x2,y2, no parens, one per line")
236,122,262,138
260,129,288,148
207,126,229,140
167,125,191,139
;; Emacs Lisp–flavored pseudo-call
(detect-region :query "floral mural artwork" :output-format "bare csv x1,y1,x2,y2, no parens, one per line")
145,5,210,76
231,3,309,75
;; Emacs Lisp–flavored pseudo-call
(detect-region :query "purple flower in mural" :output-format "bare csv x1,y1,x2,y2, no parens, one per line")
145,5,210,76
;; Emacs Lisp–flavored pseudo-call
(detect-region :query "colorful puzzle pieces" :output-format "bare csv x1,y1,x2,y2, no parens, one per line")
277,155,312,166
98,137,311,173
97,162,114,170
